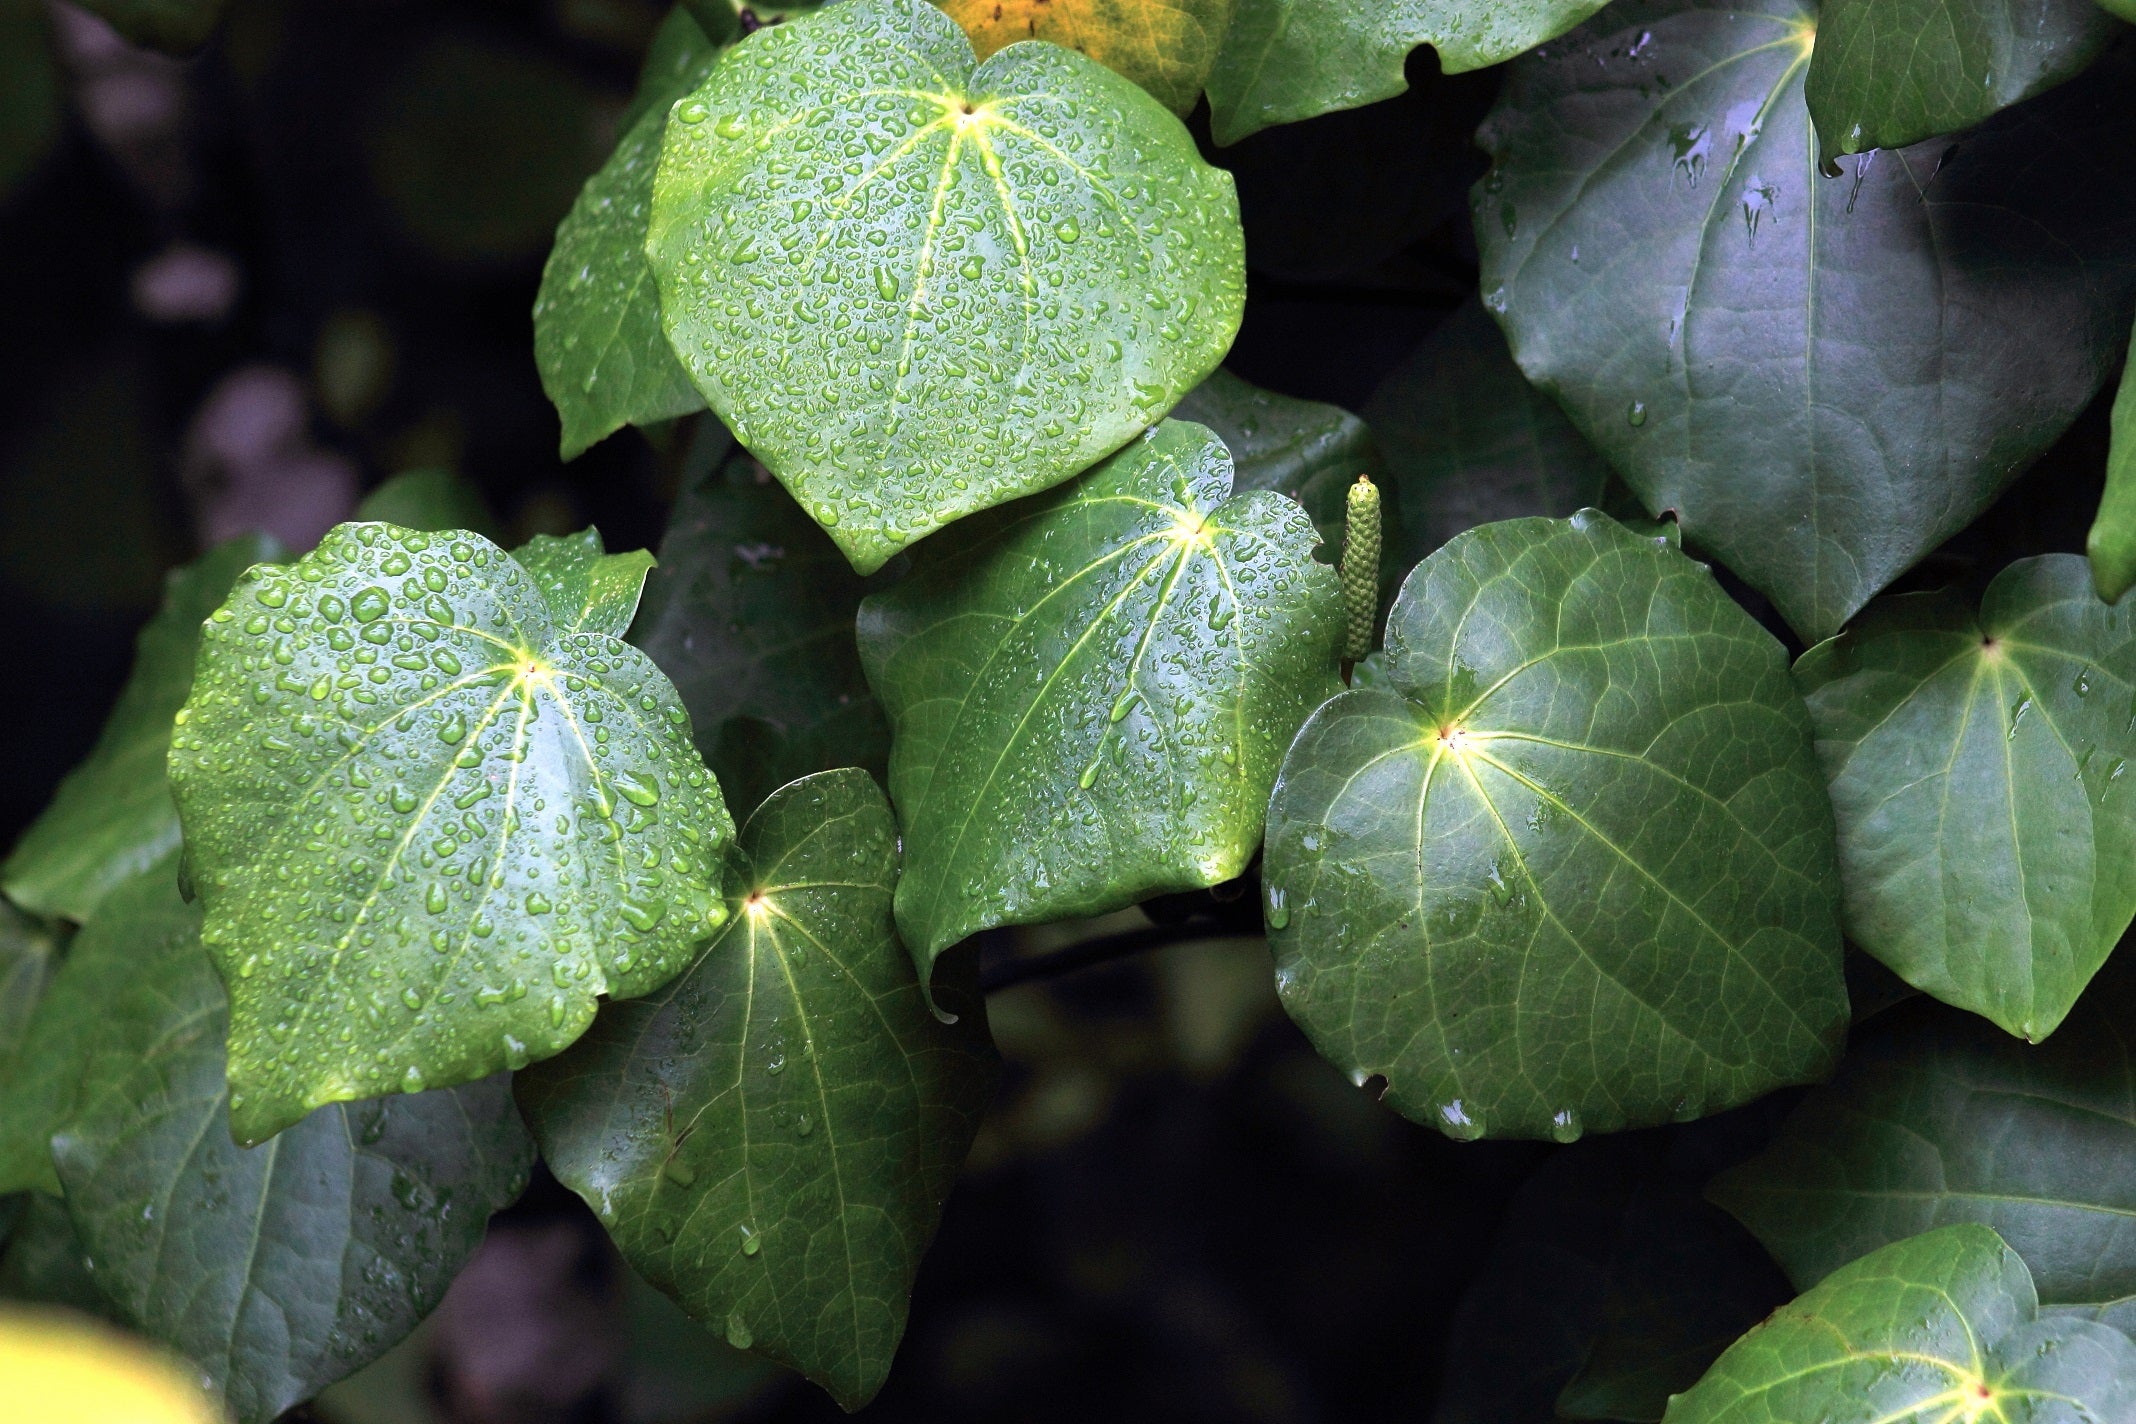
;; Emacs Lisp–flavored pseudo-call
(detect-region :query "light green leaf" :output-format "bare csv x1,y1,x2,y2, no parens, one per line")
1805,0,2117,162
1663,1224,2136,1423
1262,510,1847,1141
1172,367,1381,562
631,452,890,819
1710,962,2136,1317
75,0,227,53
2103,0,2136,21
168,522,736,1145
648,0,1245,574
1478,0,2136,641
2,534,280,924
518,769,997,1410
0,861,198,1196
2087,331,2136,602
535,8,725,460
0,900,61,1089
49,862,533,1424
355,469,499,540
859,420,1344,972
512,527,659,638
1205,0,1613,145
1795,556,2136,1040
937,0,1235,115
0,0,58,201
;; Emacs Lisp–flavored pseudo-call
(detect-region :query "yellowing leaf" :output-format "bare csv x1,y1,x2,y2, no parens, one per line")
939,0,1233,114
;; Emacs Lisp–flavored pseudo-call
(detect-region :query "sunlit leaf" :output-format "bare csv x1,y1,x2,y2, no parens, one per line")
938,0,1235,114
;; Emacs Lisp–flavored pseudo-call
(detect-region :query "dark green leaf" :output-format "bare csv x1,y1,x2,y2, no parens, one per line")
512,528,658,638
1205,0,1611,145
49,863,532,1424
0,0,58,200
1363,297,1614,570
168,522,736,1144
1664,1224,2136,1422
1795,555,2136,1039
534,8,724,461
74,0,228,53
2,534,280,924
648,0,1246,573
0,900,61,1086
2087,331,2136,602
1262,511,1847,1140
859,420,1344,973
0,1194,114,1320
519,769,998,1410
355,469,499,541
1477,1,2136,640
631,453,890,819
1805,0,2117,162
1172,367,1380,558
1710,963,2136,1316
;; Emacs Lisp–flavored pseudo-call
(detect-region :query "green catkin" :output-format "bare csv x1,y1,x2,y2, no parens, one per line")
1340,474,1380,662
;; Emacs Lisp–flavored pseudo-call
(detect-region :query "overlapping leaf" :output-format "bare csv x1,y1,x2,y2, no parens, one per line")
1796,556,2136,1039
2088,328,2136,601
2,534,279,923
938,0,1235,114
1262,511,1847,1141
648,0,1245,573
859,419,1344,971
1665,1224,2136,1422
354,468,499,540
1477,0,2136,640
519,770,997,1410
1172,367,1379,559
0,900,59,1087
168,521,735,1144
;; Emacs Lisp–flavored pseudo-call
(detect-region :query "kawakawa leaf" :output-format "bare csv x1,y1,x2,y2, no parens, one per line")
1172,367,1382,559
1806,0,2117,163
168,522,736,1145
1795,555,2136,1041
631,452,891,819
1477,0,2136,641
354,468,499,540
859,419,1344,973
2,534,280,924
648,0,1245,574
1205,0,1614,145
1664,1224,2136,1423
49,861,532,1424
1262,510,1847,1141
535,7,725,460
0,899,60,1088
512,528,658,637
937,0,1235,115
2087,327,2136,602
519,769,998,1411
1710,961,2136,1320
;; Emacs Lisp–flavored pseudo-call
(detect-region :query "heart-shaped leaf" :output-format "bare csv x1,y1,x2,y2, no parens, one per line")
631,450,891,819
1664,1224,2136,1423
1806,0,2117,162
1172,367,1380,558
1710,964,2136,1318
1205,0,1612,145
533,7,725,460
859,419,1344,973
48,862,533,1424
937,0,1235,115
2,534,280,923
648,0,1245,574
1262,510,1847,1141
2087,326,2136,601
1795,555,2136,1040
1477,0,2136,641
168,521,736,1145
518,769,998,1411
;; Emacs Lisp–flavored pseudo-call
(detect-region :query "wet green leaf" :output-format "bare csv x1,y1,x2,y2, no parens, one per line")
1263,511,1847,1141
168,522,736,1145
859,420,1343,973
1664,1224,2136,1423
355,470,499,541
534,8,724,460
1805,0,2116,162
1795,556,2136,1040
49,863,532,1424
1172,367,1380,559
938,0,1235,114
1477,0,2136,641
2087,330,2136,602
648,0,1245,573
1205,0,1611,145
631,453,890,819
2,535,280,924
511,528,658,638
0,1194,113,1320
519,769,997,1410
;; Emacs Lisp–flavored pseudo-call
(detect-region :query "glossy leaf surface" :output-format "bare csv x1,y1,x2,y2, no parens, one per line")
648,0,1245,573
1172,367,1379,559
859,420,1344,970
512,528,658,638
49,865,532,1424
2088,331,2136,602
1478,0,2136,640
1805,0,2116,161
1262,511,1847,1141
1664,1224,2136,1423
938,0,1234,114
1205,0,1612,144
1796,556,2136,1040
168,522,735,1144
2,534,279,923
519,769,997,1410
